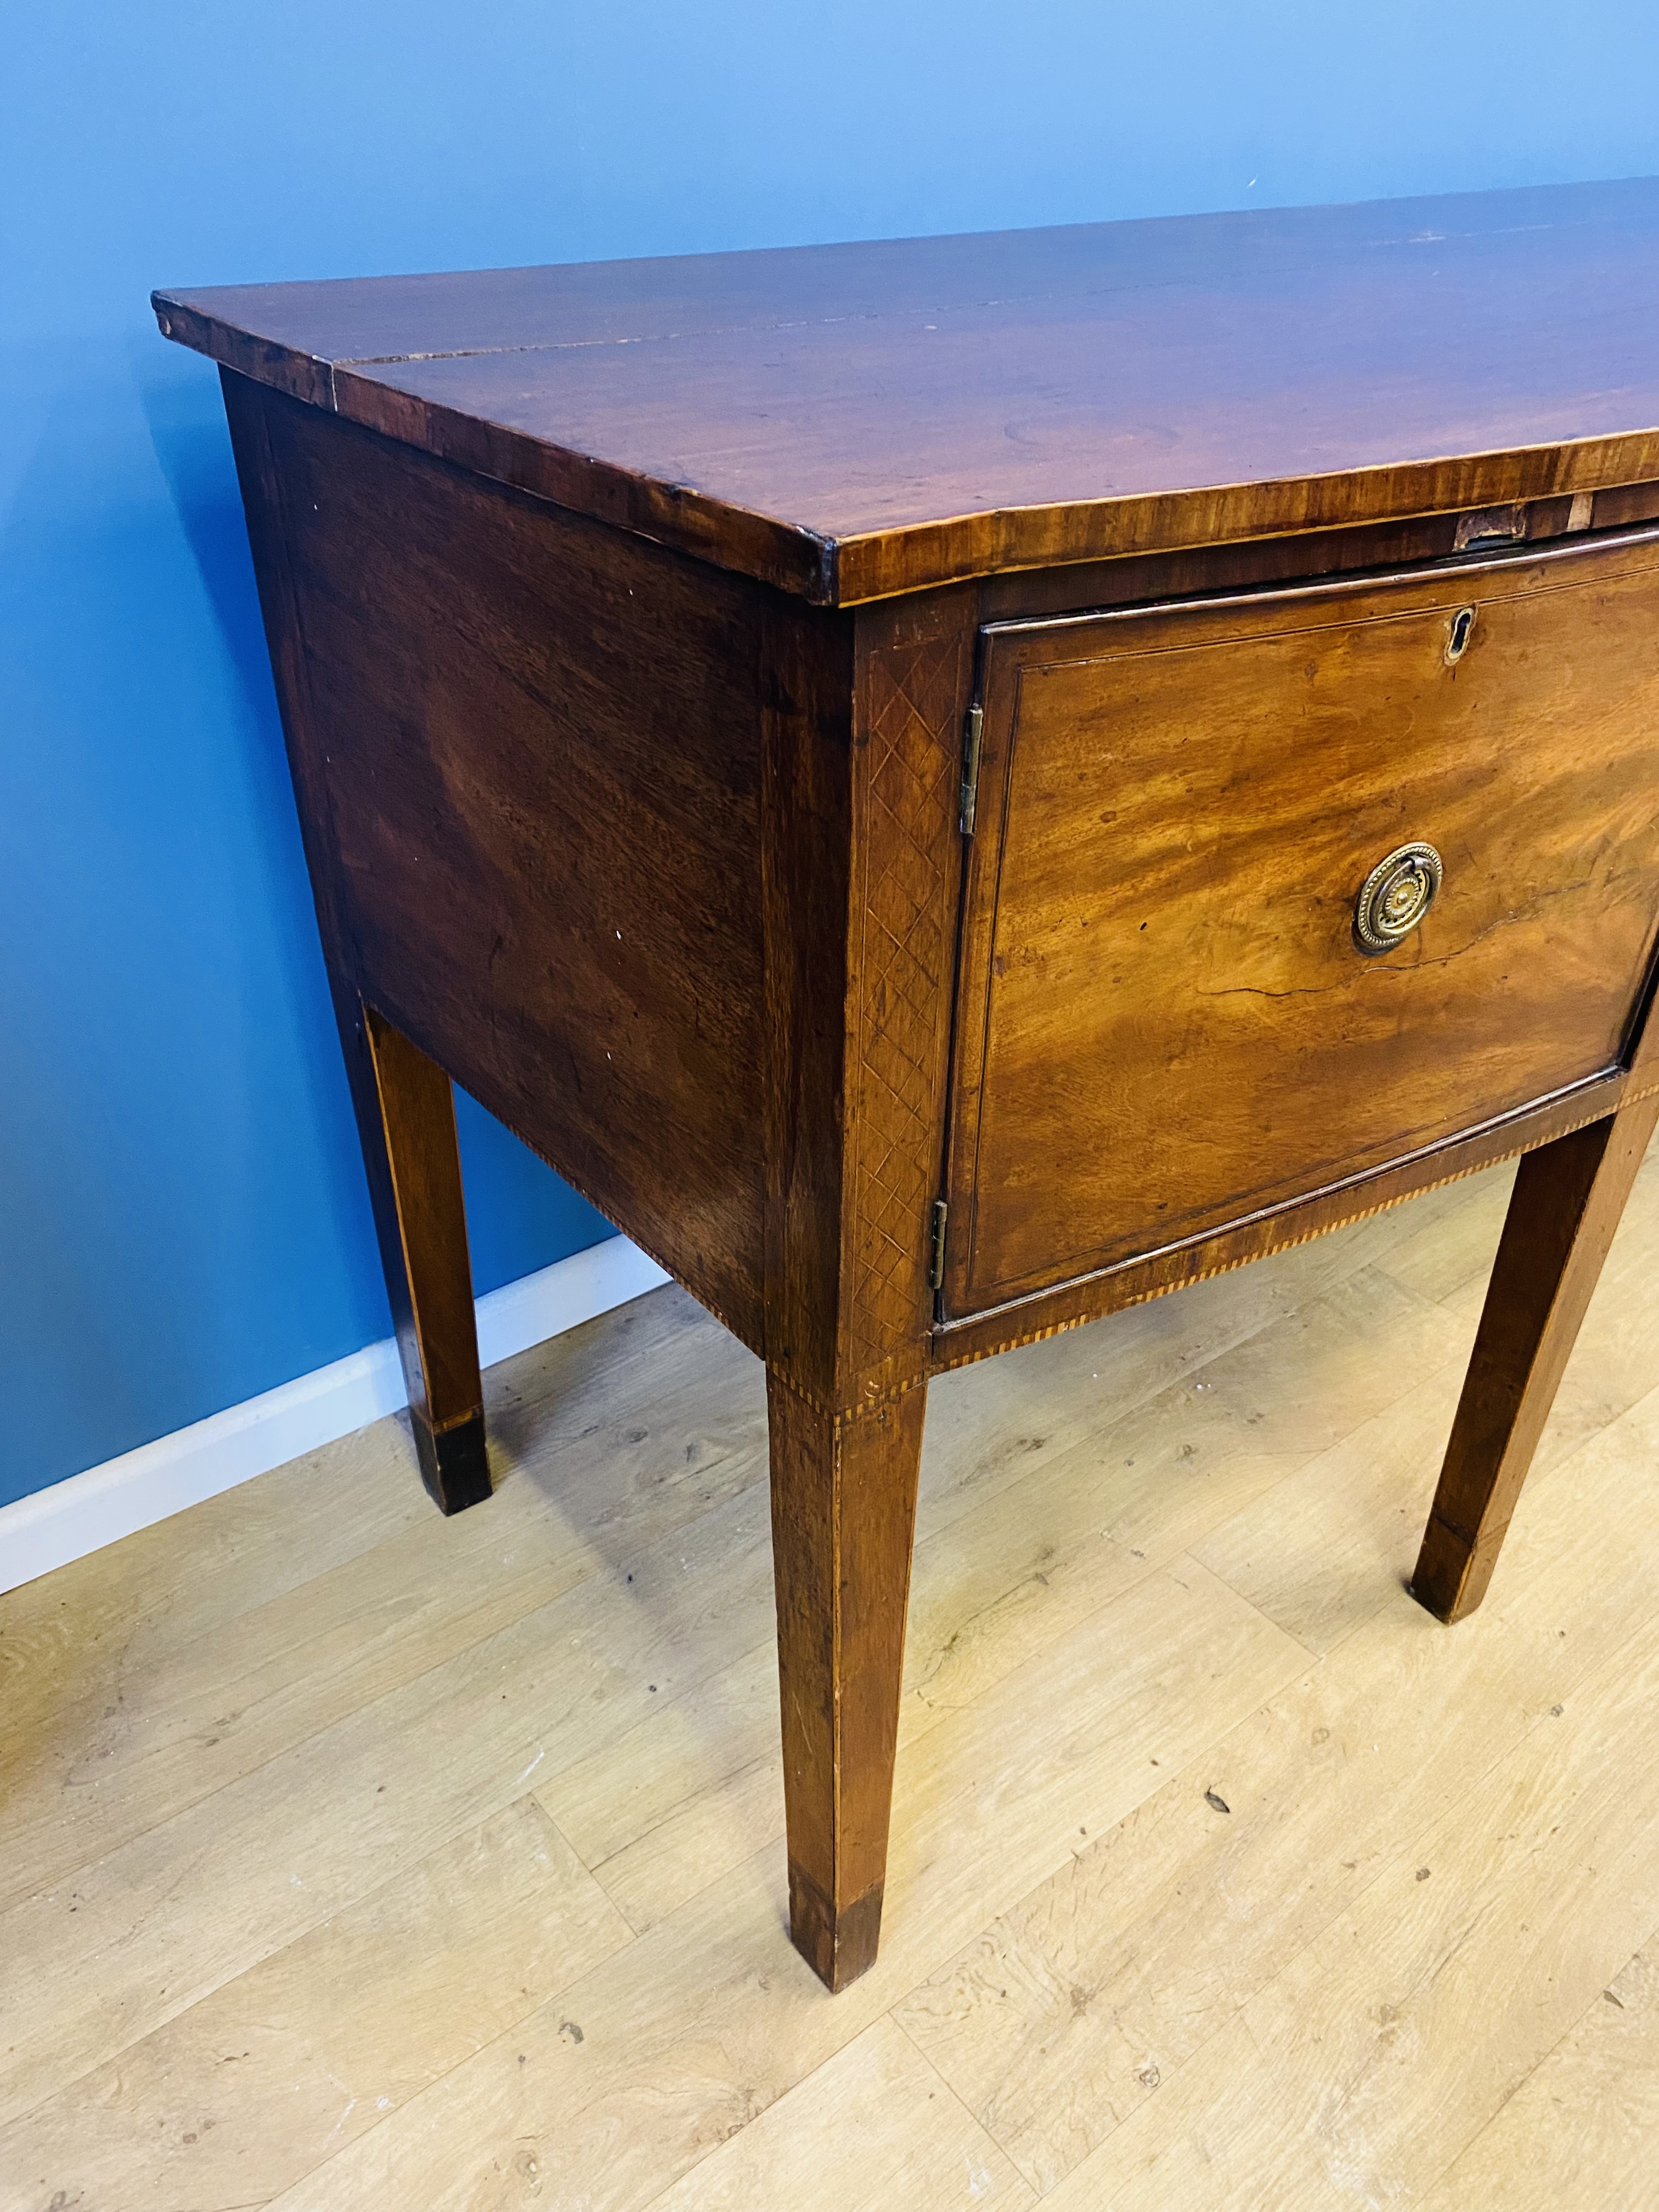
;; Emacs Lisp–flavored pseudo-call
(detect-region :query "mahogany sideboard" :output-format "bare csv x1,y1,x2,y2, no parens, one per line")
156,179,1659,1990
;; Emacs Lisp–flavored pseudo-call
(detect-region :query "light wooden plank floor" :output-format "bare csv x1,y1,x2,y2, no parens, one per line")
5,1141,1659,2210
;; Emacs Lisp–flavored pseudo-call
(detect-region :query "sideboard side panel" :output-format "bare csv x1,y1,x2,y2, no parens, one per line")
224,371,774,1350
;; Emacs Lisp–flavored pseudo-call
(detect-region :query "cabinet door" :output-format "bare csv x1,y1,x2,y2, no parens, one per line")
943,533,1659,1320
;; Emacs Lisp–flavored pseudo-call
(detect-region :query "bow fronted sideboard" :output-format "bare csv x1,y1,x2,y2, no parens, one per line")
157,178,1659,1988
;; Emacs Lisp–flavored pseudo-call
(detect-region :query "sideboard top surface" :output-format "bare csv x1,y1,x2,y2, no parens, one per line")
155,178,1659,605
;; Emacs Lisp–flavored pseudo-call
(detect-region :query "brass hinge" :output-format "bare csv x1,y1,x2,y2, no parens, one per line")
958,702,984,836
929,1198,949,1291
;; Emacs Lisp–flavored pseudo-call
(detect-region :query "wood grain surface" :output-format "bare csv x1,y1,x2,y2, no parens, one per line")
159,179,1659,602
946,531,1659,1316
757,589,966,1982
768,1380,927,1990
357,1001,489,1512
1414,1087,1659,1621
223,371,780,1355
189,196,1659,1999
6,1139,1659,2209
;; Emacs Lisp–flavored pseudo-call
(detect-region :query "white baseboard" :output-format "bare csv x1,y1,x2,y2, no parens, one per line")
0,1236,669,1596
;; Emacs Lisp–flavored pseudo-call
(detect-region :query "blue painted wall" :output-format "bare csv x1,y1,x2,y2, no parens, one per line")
4,2,1657,1507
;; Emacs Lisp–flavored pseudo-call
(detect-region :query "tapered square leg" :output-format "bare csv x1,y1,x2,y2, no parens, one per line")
1413,1090,1659,1622
331,979,490,1514
768,1373,926,1991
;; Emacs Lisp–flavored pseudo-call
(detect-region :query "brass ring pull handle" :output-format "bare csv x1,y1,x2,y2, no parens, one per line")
1354,841,1443,953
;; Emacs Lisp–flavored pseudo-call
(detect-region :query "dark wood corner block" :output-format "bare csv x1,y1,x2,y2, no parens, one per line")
159,177,1659,1987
